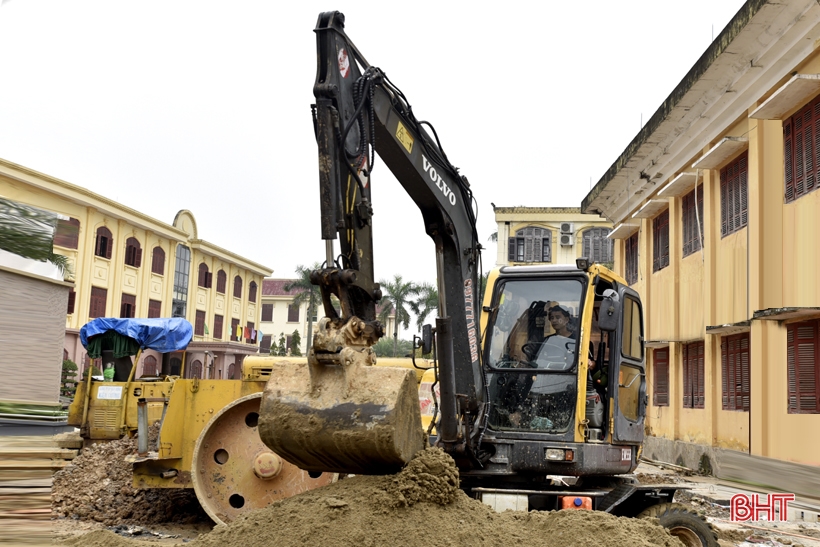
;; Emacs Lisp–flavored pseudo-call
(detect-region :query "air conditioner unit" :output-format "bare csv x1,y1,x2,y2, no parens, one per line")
560,222,574,234
560,234,574,246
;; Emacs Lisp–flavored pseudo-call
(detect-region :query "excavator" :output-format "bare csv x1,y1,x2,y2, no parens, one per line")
254,12,716,547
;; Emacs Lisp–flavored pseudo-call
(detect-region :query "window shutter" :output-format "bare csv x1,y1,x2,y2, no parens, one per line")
721,339,729,410
739,335,750,411
106,234,113,259
696,342,705,408
797,323,818,413
508,238,516,261
785,119,795,202
654,348,669,406
67,290,76,314
135,247,142,268
542,237,551,262
214,315,223,340
583,232,590,258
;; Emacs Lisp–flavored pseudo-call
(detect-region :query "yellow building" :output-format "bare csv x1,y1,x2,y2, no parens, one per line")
582,0,820,482
493,206,613,266
0,158,271,380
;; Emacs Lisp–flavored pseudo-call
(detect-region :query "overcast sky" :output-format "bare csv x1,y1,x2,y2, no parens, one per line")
0,0,742,289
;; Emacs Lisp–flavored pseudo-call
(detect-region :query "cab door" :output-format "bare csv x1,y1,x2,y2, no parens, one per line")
611,288,646,444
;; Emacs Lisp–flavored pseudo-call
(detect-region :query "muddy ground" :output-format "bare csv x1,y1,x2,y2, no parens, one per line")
51,435,820,547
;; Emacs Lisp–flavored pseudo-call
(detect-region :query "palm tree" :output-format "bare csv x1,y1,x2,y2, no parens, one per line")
378,274,419,357
283,263,322,350
0,197,70,276
410,282,438,332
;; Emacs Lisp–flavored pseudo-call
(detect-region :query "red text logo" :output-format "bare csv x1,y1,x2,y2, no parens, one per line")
730,493,795,521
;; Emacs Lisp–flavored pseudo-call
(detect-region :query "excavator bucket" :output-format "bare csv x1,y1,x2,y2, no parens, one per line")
258,321,427,475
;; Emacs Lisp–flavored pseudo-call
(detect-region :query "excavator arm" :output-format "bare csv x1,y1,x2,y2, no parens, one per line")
258,11,486,473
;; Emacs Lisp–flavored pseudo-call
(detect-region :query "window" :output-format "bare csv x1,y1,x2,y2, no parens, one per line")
189,360,202,379
67,290,76,314
95,226,113,259
173,245,191,318
581,228,614,264
213,314,223,340
507,227,552,263
152,246,165,275
142,355,158,377
653,348,669,406
216,270,226,294
720,151,748,237
625,232,638,285
683,341,705,409
652,209,669,272
246,321,255,344
195,310,206,336
231,318,240,342
227,363,236,379
148,299,162,318
124,237,142,268
721,333,750,411
89,287,107,318
261,303,273,322
621,296,643,360
260,335,272,354
288,303,300,322
120,294,136,318
249,281,258,302
233,276,242,298
783,97,820,202
682,185,704,257
786,321,820,414
198,263,212,288
54,218,80,249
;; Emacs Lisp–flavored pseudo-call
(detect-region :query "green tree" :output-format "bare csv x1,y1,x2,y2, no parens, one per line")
61,359,78,397
378,275,419,357
275,333,287,356
409,282,438,332
82,364,102,380
284,263,322,351
0,197,71,277
290,330,302,357
372,337,414,358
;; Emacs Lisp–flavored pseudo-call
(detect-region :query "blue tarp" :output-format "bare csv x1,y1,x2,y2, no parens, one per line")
80,318,193,354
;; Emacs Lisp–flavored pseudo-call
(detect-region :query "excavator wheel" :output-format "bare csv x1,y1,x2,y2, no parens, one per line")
638,502,718,547
191,393,336,525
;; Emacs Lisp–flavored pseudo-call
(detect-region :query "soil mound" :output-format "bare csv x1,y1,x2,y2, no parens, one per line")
52,430,207,525
190,448,683,547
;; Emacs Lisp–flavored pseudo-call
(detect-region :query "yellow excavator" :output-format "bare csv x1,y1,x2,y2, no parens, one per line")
253,12,717,547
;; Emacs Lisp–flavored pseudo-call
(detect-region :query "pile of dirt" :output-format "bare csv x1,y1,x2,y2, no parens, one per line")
187,448,683,547
52,430,207,525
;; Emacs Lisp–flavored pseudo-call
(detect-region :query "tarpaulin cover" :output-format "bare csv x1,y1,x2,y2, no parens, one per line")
80,318,193,358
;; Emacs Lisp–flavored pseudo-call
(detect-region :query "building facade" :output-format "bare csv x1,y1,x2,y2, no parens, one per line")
582,0,820,471
0,158,272,380
494,207,614,267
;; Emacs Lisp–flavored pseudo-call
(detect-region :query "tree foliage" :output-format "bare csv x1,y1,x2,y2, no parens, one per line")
378,274,419,357
61,359,78,397
290,330,302,356
284,263,322,349
0,197,71,277
409,282,438,332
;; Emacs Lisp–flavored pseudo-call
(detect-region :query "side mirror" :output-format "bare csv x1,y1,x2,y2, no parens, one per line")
598,289,620,332
421,324,434,355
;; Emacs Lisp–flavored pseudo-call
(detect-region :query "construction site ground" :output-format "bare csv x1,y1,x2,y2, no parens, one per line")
8,431,820,547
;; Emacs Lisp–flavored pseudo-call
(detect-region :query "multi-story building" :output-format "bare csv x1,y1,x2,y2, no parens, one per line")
0,158,272,380
581,0,820,484
494,206,613,267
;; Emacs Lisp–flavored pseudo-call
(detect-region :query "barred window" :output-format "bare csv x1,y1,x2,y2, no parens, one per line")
652,210,669,272
682,185,704,257
720,152,748,237
507,227,552,263
784,96,820,202
625,232,638,285
581,228,613,264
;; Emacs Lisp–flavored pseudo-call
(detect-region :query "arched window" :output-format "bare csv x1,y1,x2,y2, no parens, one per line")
507,227,552,263
124,237,142,267
249,281,258,302
142,355,158,377
216,270,227,293
152,246,165,275
169,357,182,376
95,226,113,259
198,263,212,288
581,228,614,264
54,218,80,249
227,363,236,379
190,360,202,379
233,275,242,298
